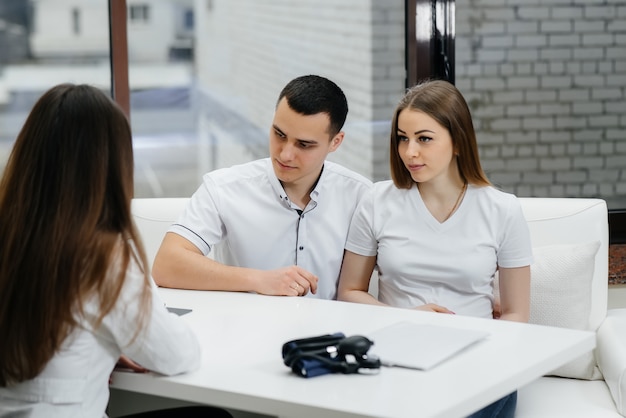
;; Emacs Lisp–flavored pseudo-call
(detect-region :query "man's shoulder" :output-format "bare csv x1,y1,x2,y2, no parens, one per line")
204,158,270,187
371,180,409,201
373,179,396,192
323,161,373,188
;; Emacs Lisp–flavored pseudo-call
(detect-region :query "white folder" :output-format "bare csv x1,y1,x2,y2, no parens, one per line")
367,321,489,370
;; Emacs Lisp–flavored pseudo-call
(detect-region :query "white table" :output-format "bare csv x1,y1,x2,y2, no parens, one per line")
109,289,595,418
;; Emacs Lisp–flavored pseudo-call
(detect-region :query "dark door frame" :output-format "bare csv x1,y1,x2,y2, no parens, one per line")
109,0,130,118
405,0,455,87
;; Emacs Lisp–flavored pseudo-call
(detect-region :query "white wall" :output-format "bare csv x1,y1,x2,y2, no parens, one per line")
193,0,405,180
127,0,181,62
30,0,193,63
30,0,109,57
455,0,626,206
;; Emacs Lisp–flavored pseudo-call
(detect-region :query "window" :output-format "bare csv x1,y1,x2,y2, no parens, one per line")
0,0,111,180
118,1,405,198
129,4,149,23
183,9,193,30
72,8,80,35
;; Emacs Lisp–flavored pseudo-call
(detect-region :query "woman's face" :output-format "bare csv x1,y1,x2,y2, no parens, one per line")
396,109,457,185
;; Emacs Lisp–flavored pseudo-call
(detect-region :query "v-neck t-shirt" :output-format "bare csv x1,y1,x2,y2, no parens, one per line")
345,181,533,318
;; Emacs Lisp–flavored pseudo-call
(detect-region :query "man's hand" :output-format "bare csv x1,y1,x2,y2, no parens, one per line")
414,303,455,314
256,266,318,296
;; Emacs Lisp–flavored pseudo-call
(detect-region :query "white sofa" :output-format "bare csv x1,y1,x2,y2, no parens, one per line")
131,197,626,418
512,198,626,418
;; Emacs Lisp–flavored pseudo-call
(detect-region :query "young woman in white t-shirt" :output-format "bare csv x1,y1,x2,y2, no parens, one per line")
337,80,532,418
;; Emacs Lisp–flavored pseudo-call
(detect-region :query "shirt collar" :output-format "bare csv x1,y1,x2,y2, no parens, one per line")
265,158,325,204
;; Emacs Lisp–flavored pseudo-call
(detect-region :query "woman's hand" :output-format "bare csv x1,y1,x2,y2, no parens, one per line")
115,355,148,372
110,355,148,384
415,303,455,314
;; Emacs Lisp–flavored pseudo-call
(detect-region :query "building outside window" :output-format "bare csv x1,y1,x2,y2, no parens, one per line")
72,8,80,35
129,4,149,23
0,0,110,185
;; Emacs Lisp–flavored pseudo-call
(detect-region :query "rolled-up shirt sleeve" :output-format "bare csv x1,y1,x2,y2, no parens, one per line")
169,175,224,256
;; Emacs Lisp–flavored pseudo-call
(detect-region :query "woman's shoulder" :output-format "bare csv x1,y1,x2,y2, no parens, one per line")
472,184,519,203
469,185,526,225
363,181,414,213
373,179,408,195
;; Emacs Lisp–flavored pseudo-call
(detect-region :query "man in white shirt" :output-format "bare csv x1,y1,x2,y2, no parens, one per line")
152,75,372,300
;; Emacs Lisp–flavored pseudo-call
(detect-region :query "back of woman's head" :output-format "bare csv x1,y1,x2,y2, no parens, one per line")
3,84,134,227
0,84,149,386
389,79,491,188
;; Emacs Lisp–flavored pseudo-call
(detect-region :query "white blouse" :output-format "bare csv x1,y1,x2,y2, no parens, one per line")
0,261,201,417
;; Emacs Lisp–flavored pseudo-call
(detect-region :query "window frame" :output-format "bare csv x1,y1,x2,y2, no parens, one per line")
405,0,454,87
129,5,150,23
109,0,130,118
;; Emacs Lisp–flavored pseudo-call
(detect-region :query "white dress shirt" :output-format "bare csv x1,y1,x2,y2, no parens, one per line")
0,262,201,418
170,158,372,300
346,182,533,318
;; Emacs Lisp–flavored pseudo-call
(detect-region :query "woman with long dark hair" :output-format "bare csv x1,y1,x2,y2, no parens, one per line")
0,84,228,417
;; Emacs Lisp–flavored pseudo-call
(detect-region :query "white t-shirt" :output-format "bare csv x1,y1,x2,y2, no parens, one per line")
170,158,372,300
0,261,201,418
346,181,533,318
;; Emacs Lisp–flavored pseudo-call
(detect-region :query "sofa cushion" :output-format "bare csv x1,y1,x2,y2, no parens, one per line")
131,198,190,266
596,308,626,416
520,198,609,339
517,377,621,418
529,240,601,380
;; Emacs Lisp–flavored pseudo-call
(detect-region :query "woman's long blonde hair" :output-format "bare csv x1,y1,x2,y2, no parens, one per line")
0,84,150,386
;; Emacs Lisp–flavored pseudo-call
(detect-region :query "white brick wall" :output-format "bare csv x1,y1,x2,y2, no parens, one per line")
193,0,405,181
456,0,626,206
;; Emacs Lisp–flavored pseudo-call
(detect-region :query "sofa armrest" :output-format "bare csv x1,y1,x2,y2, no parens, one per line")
597,308,626,415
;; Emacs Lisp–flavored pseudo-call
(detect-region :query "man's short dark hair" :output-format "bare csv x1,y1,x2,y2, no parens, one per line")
277,75,348,137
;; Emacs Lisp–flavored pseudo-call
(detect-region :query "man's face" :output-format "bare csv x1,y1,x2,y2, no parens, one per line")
269,97,343,189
